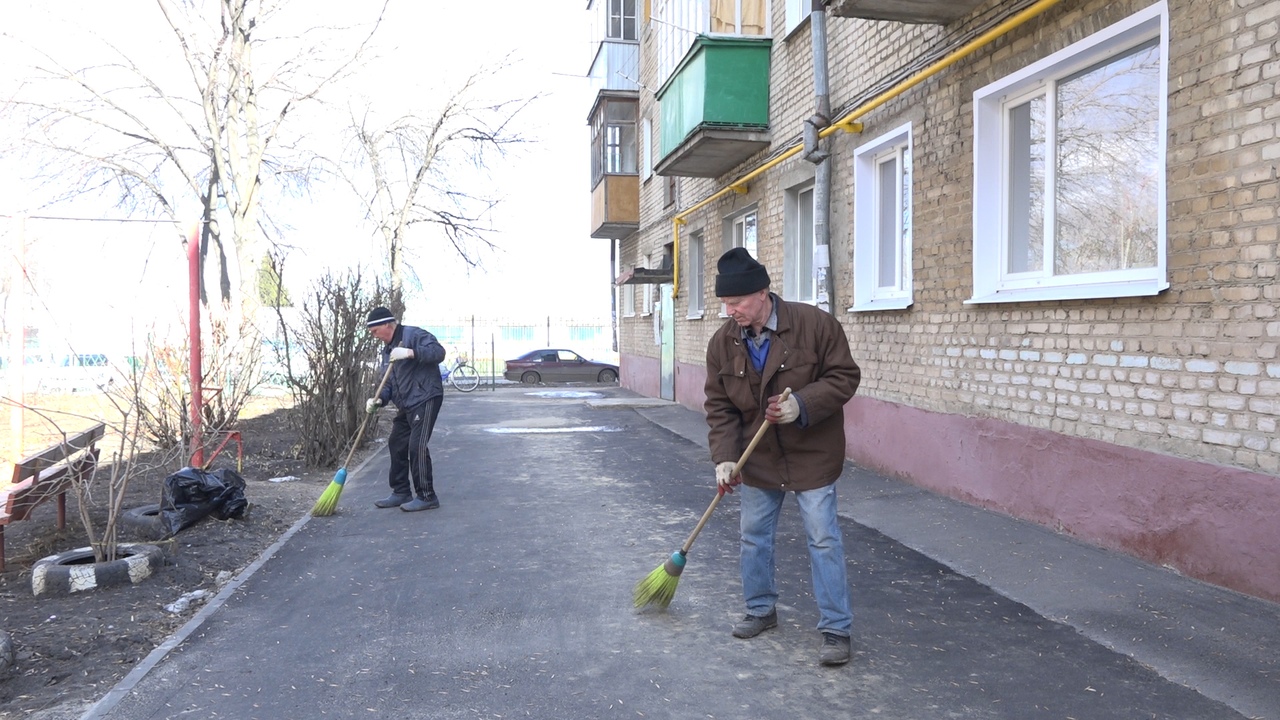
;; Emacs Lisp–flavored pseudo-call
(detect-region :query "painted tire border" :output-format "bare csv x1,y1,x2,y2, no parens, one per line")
31,543,164,597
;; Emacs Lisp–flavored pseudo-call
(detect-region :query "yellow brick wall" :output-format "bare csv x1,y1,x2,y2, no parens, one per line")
621,0,1280,476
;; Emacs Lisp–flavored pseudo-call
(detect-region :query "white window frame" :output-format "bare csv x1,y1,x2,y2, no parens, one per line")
686,231,705,318
784,0,811,35
726,207,759,258
641,116,653,180
607,0,639,41
641,254,654,316
622,281,636,318
721,207,759,316
784,182,816,303
970,1,1169,304
852,122,913,311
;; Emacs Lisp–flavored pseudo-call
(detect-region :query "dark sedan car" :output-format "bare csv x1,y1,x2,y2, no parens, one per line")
503,349,619,384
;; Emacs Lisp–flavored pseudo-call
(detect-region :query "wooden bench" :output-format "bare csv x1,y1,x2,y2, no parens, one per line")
0,423,106,572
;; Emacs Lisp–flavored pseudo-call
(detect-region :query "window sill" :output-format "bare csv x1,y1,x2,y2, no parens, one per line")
686,312,704,320
967,278,1169,304
849,297,912,312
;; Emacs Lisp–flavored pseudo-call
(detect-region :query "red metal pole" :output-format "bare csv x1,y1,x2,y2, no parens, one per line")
188,223,203,468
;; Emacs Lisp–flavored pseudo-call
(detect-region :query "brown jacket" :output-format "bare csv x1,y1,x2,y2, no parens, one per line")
704,294,861,491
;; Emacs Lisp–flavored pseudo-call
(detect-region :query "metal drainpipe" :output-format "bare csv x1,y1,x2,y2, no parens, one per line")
805,4,834,312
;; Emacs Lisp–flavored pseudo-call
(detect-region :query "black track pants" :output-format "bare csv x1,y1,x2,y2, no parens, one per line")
386,396,443,498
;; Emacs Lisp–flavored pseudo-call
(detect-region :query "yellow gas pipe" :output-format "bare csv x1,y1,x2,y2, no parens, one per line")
669,0,1065,299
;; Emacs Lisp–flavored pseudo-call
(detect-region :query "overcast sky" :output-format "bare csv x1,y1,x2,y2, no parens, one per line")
0,1,611,357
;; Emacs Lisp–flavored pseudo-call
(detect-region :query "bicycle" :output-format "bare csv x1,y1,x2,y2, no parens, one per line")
441,356,481,392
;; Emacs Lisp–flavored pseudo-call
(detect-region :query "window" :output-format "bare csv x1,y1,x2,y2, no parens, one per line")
591,98,637,186
784,183,816,303
664,174,677,207
852,123,913,311
622,282,636,317
652,0,769,87
728,209,758,257
641,117,653,180
784,0,812,34
686,231,705,317
608,0,638,40
641,255,655,316
971,2,1168,303
710,0,767,35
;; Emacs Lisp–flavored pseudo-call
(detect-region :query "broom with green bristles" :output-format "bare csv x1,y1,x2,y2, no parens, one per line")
634,388,791,609
311,361,396,517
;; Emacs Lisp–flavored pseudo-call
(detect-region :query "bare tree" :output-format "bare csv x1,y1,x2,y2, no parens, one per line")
340,62,535,294
271,268,394,467
2,0,387,313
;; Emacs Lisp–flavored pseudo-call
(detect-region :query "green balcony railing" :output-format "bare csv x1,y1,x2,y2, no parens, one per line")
657,36,772,159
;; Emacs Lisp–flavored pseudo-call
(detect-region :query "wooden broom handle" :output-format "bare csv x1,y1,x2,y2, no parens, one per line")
341,359,396,468
680,387,792,553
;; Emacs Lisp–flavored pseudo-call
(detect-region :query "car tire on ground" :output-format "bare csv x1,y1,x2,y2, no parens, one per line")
598,369,618,383
121,503,167,540
521,371,541,384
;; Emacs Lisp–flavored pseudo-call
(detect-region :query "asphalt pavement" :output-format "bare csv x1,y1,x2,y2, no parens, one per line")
83,386,1279,720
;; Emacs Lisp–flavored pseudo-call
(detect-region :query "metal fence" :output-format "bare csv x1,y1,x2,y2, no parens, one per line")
422,316,615,381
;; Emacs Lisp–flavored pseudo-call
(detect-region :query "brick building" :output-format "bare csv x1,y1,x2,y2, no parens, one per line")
586,0,1280,602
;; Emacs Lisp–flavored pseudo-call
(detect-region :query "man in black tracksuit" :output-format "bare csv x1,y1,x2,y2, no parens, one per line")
364,306,447,512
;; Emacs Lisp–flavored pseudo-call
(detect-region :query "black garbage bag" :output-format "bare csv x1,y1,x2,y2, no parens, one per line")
159,467,249,538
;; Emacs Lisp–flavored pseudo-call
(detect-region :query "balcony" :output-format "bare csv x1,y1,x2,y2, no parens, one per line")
825,0,985,24
589,91,639,239
591,174,639,239
655,36,772,179
588,40,640,95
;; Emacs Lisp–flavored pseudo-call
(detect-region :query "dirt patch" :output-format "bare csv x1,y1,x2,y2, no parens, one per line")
0,391,384,719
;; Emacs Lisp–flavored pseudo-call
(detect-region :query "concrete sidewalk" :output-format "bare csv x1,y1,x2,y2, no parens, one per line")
83,386,1278,720
629,397,1280,720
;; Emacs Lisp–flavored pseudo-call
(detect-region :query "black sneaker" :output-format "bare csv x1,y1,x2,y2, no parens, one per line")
374,493,412,508
732,610,778,639
819,632,851,666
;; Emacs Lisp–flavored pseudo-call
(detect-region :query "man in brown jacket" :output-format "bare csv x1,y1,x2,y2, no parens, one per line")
704,247,862,666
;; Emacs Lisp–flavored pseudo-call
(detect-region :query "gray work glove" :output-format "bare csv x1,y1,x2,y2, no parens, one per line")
365,398,383,415
766,393,799,425
715,461,740,494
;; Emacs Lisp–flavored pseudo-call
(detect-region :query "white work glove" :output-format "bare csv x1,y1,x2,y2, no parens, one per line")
766,393,799,425
715,461,740,494
365,398,383,414
389,347,414,362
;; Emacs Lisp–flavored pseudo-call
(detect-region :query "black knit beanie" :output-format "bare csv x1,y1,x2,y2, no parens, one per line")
366,306,396,327
715,247,770,297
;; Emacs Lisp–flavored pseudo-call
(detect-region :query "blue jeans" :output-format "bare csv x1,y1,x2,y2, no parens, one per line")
739,483,853,636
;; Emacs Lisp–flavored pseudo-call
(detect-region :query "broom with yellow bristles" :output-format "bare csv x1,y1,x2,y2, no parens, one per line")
311,361,396,517
634,388,790,609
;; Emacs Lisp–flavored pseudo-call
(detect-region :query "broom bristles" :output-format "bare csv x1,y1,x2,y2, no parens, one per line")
311,467,348,517
633,551,687,609
310,480,344,517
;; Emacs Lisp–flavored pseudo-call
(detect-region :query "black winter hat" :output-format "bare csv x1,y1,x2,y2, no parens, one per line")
366,306,396,327
715,247,770,297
